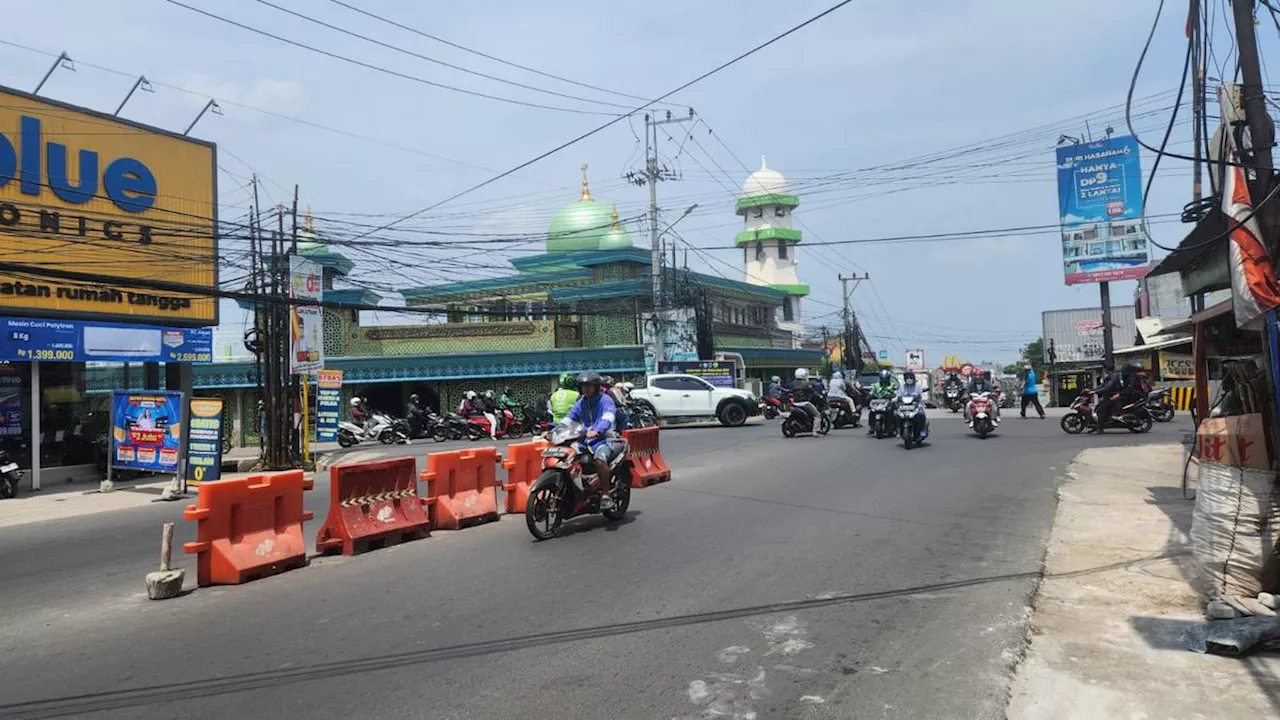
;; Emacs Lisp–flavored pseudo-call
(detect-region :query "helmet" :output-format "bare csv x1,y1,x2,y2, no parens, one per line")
832,371,843,380
465,390,477,400
409,393,420,403
559,372,575,386
903,371,917,385
484,389,495,398
982,369,991,380
350,398,362,407
879,369,892,382
622,381,634,391
602,375,614,386
771,375,781,384
503,386,512,395
1122,362,1141,374
576,370,604,390
794,368,809,380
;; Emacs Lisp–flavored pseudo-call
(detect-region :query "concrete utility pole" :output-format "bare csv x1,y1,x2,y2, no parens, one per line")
629,108,696,366
839,273,869,372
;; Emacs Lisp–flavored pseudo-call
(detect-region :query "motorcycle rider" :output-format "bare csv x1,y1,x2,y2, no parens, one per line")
564,370,623,510
828,371,859,427
350,397,372,434
897,370,930,439
765,375,783,399
1090,366,1126,433
788,368,822,438
608,378,631,431
549,372,579,423
405,393,429,437
965,369,1001,427
460,391,498,440
499,386,522,427
866,369,898,435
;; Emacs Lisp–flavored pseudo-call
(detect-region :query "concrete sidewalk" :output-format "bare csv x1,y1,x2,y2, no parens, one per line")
1007,443,1280,718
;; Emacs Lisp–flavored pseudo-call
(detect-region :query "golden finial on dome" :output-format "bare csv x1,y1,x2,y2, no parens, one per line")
610,202,622,229
580,163,593,201
304,203,313,233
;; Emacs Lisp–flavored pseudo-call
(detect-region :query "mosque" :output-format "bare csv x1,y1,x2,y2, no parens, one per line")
98,159,822,446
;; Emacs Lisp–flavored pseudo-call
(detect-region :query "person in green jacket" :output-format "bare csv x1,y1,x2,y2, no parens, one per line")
549,372,579,423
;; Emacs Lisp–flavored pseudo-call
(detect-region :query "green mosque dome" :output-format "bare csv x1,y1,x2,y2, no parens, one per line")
546,164,633,253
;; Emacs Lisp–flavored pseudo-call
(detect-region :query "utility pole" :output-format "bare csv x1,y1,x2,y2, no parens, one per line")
1101,281,1114,371
1190,0,1206,313
839,273,869,373
627,108,697,366
1231,0,1277,245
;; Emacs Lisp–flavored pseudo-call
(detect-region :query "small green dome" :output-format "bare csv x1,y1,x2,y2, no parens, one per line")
546,164,633,252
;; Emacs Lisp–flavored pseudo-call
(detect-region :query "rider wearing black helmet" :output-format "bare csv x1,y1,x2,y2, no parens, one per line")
565,371,623,509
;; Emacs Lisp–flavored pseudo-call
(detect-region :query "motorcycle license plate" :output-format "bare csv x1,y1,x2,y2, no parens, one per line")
0,463,17,473
541,447,569,458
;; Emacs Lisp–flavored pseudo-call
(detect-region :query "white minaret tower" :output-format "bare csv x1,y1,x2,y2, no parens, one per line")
736,156,806,346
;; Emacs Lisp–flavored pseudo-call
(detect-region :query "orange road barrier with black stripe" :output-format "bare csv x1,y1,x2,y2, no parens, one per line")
420,447,501,530
183,470,313,586
501,438,548,514
622,427,671,488
315,457,431,555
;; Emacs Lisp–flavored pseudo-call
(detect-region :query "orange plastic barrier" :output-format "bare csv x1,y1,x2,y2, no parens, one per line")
623,427,672,488
315,457,431,555
183,470,314,586
501,438,548,514
420,447,501,530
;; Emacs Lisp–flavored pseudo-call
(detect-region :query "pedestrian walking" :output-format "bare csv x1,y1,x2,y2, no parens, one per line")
1021,364,1045,418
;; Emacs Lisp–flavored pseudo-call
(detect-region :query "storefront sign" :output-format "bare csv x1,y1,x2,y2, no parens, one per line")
0,87,217,325
289,256,323,374
0,316,211,363
659,360,736,388
0,374,21,436
1055,135,1151,285
110,390,184,472
316,369,343,442
184,397,223,485
1159,352,1196,380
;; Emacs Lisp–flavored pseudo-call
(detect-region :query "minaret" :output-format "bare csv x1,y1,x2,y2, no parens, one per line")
736,156,807,345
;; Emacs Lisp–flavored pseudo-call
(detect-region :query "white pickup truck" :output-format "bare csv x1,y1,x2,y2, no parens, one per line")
629,374,759,427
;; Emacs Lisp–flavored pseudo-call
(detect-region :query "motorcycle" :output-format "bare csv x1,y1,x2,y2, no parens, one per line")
781,402,831,437
521,404,555,436
868,396,896,439
943,386,965,413
0,449,22,499
465,407,525,440
337,411,409,448
897,395,927,449
432,413,471,442
760,394,787,420
405,407,441,440
524,420,632,540
1147,389,1175,423
966,392,997,438
1060,389,1153,435
827,398,859,429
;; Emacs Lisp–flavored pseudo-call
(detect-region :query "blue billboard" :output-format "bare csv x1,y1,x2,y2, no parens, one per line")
0,316,211,363
1054,136,1151,285
110,391,184,472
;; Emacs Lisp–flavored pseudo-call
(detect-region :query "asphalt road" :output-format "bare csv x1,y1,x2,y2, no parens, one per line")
0,412,1193,719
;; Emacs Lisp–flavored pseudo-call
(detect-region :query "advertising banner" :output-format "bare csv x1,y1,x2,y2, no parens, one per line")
642,309,699,370
289,256,324,374
110,391,184,472
1055,135,1151,285
1159,352,1196,380
184,397,224,485
0,374,22,437
904,349,925,370
316,369,343,442
0,86,217,325
658,360,736,388
0,316,211,363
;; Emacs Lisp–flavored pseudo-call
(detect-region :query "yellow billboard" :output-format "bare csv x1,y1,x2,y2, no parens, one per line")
0,85,217,325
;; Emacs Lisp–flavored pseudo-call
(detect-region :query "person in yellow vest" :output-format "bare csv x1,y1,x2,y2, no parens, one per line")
549,372,579,423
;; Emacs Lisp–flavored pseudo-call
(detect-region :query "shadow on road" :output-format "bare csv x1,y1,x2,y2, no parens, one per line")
0,555,1170,719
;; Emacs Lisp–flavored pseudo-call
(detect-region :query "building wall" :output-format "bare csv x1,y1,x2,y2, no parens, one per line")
1042,306,1139,364
347,321,558,356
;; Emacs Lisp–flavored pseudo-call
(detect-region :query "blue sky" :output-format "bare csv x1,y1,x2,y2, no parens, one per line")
4,0,1274,367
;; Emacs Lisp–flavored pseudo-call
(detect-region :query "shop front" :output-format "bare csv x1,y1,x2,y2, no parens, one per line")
0,84,217,492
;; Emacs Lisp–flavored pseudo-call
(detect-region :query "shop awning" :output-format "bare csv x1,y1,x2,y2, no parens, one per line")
1113,336,1193,356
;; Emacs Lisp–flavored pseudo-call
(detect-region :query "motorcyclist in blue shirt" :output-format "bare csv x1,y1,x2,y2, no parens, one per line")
565,370,622,509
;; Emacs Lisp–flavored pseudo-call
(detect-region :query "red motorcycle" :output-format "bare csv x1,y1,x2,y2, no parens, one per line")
966,392,997,438
525,420,632,540
465,407,525,440
760,394,788,420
